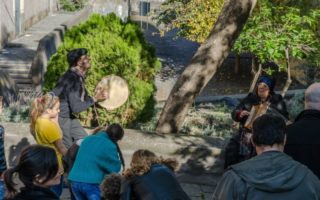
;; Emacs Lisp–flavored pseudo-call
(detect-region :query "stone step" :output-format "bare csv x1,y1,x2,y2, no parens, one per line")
0,48,35,62
0,60,31,68
0,68,30,75
7,72,31,79
0,62,33,91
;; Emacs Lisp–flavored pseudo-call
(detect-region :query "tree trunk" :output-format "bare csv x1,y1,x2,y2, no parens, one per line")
281,48,292,97
156,0,257,134
248,56,261,93
234,53,240,74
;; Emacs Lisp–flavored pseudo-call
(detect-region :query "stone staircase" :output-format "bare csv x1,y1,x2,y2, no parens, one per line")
0,12,78,99
0,47,34,93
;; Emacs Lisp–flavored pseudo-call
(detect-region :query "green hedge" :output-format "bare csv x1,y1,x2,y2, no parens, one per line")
44,13,161,127
59,0,86,11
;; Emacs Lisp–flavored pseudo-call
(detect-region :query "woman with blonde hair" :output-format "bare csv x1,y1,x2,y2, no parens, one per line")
120,149,190,200
29,92,67,197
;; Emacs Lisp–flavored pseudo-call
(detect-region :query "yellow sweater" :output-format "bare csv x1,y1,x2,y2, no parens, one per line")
35,118,63,169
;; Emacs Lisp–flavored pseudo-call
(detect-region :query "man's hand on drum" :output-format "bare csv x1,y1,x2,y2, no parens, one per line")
93,90,109,102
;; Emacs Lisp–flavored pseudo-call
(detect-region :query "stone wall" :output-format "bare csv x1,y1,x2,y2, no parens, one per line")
0,0,15,49
0,0,58,49
22,0,58,32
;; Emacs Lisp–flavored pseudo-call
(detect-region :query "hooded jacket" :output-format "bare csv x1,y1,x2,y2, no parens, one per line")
213,151,320,200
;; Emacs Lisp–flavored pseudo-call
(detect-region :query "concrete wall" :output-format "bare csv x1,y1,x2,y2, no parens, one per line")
0,0,15,49
0,0,58,49
92,0,129,20
23,0,54,32
130,0,164,15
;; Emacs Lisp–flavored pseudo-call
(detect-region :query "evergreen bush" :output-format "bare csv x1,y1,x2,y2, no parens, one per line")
59,0,86,11
44,13,161,127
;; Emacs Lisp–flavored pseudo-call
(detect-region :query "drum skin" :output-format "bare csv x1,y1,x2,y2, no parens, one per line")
95,75,129,110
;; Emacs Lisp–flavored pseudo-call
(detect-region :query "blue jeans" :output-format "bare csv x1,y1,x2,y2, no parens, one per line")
0,180,5,200
70,181,100,200
51,175,63,197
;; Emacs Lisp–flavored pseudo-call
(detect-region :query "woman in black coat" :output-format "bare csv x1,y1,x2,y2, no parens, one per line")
224,75,288,168
4,145,62,200
120,149,190,200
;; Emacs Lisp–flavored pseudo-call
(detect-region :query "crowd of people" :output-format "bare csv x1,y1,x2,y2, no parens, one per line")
0,48,320,199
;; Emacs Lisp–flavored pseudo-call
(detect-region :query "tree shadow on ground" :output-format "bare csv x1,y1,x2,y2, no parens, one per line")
8,137,31,167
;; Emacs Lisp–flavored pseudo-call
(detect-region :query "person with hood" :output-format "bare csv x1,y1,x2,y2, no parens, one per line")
284,82,320,179
212,114,320,200
224,75,288,168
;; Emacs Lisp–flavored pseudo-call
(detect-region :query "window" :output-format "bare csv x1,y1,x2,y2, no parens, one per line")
139,1,150,16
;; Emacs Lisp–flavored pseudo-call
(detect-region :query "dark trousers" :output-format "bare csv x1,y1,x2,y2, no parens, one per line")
58,117,87,149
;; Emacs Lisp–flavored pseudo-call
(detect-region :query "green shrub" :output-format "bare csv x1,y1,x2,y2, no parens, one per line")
44,13,161,127
134,102,234,137
59,0,86,11
0,90,39,123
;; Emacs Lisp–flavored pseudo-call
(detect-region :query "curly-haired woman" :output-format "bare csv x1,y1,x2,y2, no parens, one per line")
120,149,190,200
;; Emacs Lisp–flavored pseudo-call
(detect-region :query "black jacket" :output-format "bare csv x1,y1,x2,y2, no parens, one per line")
10,185,59,200
284,109,320,179
231,92,288,127
52,69,94,118
120,164,190,200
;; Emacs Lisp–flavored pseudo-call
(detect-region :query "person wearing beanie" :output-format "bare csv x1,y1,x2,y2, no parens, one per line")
224,75,288,169
52,48,108,149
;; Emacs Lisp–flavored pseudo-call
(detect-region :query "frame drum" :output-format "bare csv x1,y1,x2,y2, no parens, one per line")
95,75,129,110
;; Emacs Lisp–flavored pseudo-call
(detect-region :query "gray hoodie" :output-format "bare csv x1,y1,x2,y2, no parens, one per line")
213,151,320,200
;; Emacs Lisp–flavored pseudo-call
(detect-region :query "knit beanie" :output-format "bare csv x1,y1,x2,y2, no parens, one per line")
67,48,88,67
257,75,275,91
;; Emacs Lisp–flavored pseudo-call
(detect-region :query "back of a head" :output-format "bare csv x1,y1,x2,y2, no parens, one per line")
4,145,59,198
106,124,124,142
252,114,286,146
106,124,125,169
101,173,122,200
67,48,88,68
305,83,320,110
131,149,156,167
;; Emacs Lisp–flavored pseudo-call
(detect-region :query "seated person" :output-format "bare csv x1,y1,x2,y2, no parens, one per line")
224,75,288,168
213,114,320,200
120,149,190,200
